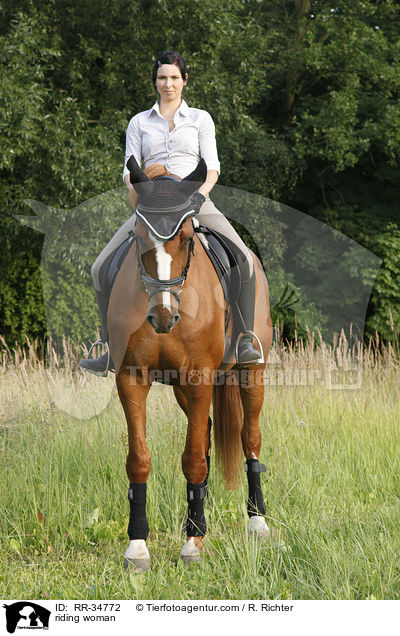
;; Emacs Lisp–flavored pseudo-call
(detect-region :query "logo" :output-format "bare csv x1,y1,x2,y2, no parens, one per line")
2,603,51,633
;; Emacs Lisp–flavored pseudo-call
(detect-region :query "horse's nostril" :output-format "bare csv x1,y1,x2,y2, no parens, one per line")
146,314,157,329
147,311,180,333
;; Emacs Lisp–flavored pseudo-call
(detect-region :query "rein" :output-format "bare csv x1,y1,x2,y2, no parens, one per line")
132,231,195,303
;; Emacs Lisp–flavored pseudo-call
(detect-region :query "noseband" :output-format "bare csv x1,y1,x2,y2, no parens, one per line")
133,232,195,304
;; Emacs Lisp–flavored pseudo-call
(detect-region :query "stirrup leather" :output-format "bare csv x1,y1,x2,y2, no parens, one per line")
235,330,265,365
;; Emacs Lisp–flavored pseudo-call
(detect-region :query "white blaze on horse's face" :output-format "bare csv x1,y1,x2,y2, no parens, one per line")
136,222,182,334
150,235,173,309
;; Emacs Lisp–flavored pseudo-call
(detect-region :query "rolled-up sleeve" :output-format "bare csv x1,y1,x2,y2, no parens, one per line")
123,114,142,182
199,112,220,175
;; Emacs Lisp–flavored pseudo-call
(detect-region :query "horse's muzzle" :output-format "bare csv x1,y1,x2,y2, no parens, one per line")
147,307,180,333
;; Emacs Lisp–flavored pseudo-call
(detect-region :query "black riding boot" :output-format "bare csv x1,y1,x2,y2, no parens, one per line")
236,272,263,365
79,289,114,376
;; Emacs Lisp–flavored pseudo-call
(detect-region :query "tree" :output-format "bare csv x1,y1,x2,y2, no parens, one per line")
1,0,399,344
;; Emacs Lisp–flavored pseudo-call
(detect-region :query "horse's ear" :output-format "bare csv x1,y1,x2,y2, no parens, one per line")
182,159,208,184
127,155,154,197
179,159,208,196
127,155,149,183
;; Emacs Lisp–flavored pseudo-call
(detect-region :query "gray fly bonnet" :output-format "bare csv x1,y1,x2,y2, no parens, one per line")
127,156,207,240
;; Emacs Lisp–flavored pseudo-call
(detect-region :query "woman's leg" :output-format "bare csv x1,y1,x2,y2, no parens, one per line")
80,213,137,376
196,198,253,280
196,198,262,365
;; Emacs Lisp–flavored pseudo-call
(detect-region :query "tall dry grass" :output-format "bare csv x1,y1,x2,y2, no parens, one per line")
0,328,399,600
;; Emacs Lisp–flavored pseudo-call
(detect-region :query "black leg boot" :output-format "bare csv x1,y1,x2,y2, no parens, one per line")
235,272,263,365
79,289,114,376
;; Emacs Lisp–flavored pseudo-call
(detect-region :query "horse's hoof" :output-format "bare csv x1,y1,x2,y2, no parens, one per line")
124,539,150,573
124,556,150,572
248,516,270,539
180,537,203,564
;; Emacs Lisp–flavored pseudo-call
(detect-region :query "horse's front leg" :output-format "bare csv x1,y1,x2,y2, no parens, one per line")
240,369,270,538
176,382,213,563
116,369,151,572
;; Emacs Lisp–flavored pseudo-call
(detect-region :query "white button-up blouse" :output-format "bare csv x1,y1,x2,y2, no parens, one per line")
123,99,220,182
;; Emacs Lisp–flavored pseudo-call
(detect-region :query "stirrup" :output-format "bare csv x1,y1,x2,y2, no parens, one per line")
79,339,110,377
235,331,265,366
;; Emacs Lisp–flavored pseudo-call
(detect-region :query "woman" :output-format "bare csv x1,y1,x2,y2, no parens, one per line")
80,51,261,375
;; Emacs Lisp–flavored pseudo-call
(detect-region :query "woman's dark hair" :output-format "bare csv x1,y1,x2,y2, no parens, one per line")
152,51,188,84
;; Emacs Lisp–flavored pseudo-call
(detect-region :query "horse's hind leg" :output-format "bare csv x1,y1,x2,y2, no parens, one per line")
117,369,152,572
174,383,213,563
239,368,270,538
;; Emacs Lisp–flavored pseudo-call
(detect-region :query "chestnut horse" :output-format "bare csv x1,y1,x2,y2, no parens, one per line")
109,159,272,571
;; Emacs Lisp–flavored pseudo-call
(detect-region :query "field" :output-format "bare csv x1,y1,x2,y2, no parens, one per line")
0,334,399,600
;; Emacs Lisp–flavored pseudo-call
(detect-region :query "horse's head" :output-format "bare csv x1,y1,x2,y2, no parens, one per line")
128,156,207,334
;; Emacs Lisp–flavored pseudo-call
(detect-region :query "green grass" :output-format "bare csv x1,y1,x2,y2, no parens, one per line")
0,335,400,599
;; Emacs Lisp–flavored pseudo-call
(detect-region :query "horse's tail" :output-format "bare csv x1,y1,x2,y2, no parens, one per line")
212,371,243,490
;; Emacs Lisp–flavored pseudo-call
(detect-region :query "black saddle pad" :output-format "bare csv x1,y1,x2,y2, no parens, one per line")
194,224,241,332
98,234,135,297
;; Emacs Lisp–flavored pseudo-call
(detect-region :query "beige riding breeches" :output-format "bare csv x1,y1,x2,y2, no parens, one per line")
91,196,253,291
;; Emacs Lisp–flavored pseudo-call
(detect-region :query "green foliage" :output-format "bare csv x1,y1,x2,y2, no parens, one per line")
0,231,46,341
0,0,399,344
270,283,308,341
365,223,400,340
